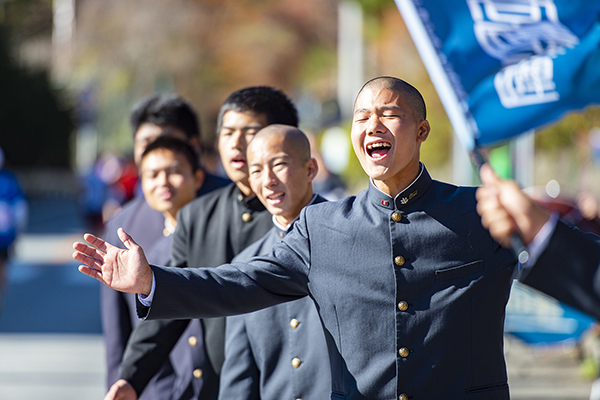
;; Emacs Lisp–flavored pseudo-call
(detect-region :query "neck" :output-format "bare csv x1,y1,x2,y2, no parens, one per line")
236,180,253,197
164,212,178,233
373,162,421,198
274,192,315,227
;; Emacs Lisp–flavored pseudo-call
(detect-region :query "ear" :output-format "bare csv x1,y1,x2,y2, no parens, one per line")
306,158,319,183
417,120,430,143
194,169,205,191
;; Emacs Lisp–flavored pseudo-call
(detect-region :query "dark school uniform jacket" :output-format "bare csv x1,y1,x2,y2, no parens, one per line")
219,195,330,400
139,165,600,399
101,173,229,400
119,182,273,400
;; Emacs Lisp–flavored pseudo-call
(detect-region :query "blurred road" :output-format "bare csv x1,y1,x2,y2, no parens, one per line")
0,196,595,399
0,196,105,399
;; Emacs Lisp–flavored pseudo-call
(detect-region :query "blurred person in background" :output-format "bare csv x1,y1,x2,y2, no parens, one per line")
107,86,298,400
306,131,346,201
218,125,331,400
102,94,229,400
0,146,28,313
104,135,205,399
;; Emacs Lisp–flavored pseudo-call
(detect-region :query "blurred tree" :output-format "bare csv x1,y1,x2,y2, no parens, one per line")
0,21,74,167
71,0,338,153
536,107,600,152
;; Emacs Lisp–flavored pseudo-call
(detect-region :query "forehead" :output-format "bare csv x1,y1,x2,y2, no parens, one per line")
221,110,267,127
354,87,407,113
136,123,186,140
247,134,291,162
141,148,187,169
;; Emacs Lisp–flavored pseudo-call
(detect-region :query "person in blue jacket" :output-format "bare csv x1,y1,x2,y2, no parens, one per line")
0,146,28,313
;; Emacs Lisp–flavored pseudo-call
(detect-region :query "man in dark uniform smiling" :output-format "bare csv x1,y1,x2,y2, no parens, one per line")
75,77,600,400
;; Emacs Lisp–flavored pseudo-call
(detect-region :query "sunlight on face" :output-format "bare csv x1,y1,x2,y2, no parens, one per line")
140,149,201,219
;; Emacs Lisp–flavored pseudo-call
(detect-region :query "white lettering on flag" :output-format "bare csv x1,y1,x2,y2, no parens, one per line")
467,0,578,63
494,55,559,108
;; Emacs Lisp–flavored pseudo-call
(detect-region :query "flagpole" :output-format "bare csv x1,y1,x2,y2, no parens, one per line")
394,0,529,265
394,0,476,153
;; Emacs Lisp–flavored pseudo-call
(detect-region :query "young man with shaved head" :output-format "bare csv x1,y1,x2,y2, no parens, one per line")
218,124,330,400
74,77,600,400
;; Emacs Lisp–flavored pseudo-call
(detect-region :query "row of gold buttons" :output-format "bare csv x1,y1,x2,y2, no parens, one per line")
393,211,409,400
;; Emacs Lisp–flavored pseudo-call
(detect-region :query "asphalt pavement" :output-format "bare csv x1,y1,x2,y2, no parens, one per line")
0,196,595,399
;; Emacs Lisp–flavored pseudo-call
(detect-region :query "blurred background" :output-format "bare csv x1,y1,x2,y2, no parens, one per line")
0,0,599,399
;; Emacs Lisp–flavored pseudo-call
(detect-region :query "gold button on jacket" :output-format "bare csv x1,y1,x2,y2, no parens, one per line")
397,301,408,311
193,368,203,379
398,347,409,358
399,394,409,400
391,212,402,222
188,336,198,347
242,212,252,222
394,256,405,266
291,357,302,368
290,318,299,329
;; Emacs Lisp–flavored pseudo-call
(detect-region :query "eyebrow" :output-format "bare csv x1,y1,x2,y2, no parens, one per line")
354,105,404,115
248,154,291,168
141,160,185,173
220,124,264,131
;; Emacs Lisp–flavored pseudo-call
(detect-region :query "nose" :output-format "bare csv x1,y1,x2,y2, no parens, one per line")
231,130,246,150
366,115,385,135
263,167,278,188
156,170,169,185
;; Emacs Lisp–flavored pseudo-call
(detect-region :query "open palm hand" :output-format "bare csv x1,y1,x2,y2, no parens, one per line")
73,228,154,295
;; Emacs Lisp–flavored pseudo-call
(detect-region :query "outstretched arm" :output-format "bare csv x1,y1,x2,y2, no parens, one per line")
73,228,154,296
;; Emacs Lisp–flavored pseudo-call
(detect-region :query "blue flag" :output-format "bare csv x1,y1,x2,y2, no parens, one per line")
395,0,600,148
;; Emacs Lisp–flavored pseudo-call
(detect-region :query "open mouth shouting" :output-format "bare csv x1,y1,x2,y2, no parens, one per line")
366,141,392,160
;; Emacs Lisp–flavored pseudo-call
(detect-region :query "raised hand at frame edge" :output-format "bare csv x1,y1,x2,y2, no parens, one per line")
476,164,549,247
72,227,154,296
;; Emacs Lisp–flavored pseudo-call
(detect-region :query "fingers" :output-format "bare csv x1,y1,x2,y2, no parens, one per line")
476,188,516,247
479,163,501,187
78,265,106,284
118,228,138,250
105,379,137,400
72,249,104,270
83,232,109,253
73,241,105,259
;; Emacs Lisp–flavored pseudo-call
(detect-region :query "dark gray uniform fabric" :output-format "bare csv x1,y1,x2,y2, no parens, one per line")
102,196,164,395
120,182,273,399
522,220,600,318
219,195,330,400
101,173,229,400
139,165,600,399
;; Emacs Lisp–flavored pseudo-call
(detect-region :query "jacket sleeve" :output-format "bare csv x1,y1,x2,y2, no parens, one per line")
523,220,600,320
218,315,260,400
138,210,313,321
118,318,190,396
